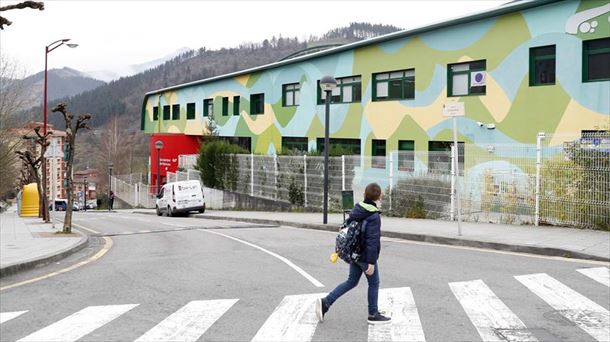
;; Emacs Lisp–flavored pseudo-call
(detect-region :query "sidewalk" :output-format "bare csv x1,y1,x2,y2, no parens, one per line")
0,207,88,277
135,209,610,262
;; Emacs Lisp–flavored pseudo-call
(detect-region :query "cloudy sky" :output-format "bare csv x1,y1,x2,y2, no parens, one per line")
2,0,507,77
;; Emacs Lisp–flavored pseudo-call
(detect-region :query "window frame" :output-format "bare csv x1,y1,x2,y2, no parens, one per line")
371,139,386,169
316,138,361,155
186,102,196,120
171,104,180,120
203,98,213,117
529,45,556,86
162,105,171,120
282,137,308,153
153,106,159,121
397,140,415,172
282,83,300,107
447,60,486,97
233,96,241,116
372,69,415,101
222,97,229,116
583,38,610,83
317,75,362,104
250,93,265,115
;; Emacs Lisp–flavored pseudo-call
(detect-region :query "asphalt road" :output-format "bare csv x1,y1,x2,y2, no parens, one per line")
1,211,608,342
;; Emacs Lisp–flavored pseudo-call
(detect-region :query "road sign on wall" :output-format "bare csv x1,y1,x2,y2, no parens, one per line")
442,102,465,117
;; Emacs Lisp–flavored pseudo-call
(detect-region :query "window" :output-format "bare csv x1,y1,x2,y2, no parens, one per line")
283,83,300,106
172,104,180,120
250,93,265,115
153,106,159,121
318,76,361,104
222,97,229,116
186,103,196,120
233,96,240,116
583,38,610,82
163,105,170,120
203,99,213,117
282,137,308,153
428,141,464,175
373,69,415,101
316,138,361,155
398,140,415,171
372,139,386,169
530,45,556,86
218,136,252,153
448,60,486,96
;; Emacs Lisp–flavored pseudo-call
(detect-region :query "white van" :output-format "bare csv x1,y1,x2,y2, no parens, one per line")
155,180,206,217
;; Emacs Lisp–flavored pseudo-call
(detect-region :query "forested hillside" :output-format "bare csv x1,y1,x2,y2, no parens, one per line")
23,22,401,130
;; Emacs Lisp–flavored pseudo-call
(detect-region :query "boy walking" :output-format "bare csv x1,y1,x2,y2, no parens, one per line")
316,183,391,324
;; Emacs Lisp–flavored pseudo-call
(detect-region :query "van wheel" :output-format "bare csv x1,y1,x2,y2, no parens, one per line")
198,207,205,214
167,205,173,217
156,206,162,216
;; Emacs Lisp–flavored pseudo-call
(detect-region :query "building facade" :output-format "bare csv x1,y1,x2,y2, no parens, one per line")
141,0,609,189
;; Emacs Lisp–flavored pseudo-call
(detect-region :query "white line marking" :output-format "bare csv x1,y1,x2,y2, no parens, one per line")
515,273,610,341
17,304,137,342
201,229,324,288
135,299,238,342
578,267,610,287
368,287,426,342
450,279,537,342
139,230,152,233
252,293,325,342
0,311,28,324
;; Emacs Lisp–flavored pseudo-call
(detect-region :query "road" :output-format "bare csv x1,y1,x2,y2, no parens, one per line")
1,211,609,342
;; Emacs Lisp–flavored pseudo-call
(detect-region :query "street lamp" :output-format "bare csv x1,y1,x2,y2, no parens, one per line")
42,39,77,219
108,162,114,211
155,140,164,194
320,76,337,224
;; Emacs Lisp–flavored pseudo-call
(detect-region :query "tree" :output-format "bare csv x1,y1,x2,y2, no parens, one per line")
0,1,44,29
14,127,51,219
52,103,91,233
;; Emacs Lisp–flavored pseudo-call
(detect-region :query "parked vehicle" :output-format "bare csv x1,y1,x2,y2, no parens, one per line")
86,199,97,209
49,199,80,211
156,180,205,217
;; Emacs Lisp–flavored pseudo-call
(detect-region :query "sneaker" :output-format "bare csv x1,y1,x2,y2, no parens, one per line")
315,298,329,322
368,312,391,324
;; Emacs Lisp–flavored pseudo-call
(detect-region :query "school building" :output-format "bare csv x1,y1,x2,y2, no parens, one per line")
141,0,609,190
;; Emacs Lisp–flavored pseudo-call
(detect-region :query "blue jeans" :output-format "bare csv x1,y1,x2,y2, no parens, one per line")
324,262,379,315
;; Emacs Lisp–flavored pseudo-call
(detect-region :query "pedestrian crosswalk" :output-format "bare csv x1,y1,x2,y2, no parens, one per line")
1,268,609,342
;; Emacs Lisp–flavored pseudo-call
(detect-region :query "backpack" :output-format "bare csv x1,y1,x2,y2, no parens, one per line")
335,220,365,264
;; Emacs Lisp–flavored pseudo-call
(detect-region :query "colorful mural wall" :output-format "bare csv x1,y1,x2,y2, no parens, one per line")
141,0,609,166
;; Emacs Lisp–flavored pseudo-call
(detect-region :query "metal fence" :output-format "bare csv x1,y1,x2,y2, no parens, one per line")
112,131,609,229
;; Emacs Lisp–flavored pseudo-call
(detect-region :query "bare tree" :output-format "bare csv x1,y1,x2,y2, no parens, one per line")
15,149,41,210
52,103,91,233
0,1,44,29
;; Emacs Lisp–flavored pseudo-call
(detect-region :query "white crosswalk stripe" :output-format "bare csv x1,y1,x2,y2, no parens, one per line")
16,304,137,342
0,311,28,324
251,293,325,342
368,287,426,342
515,273,610,342
578,267,610,287
449,279,538,342
134,299,238,342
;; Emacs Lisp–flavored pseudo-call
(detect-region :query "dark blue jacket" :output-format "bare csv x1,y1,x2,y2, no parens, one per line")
346,201,381,265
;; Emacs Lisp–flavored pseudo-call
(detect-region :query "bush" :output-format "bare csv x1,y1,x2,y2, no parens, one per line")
383,177,451,219
288,176,304,206
196,140,248,191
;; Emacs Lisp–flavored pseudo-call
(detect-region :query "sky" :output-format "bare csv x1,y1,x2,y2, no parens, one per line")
1,0,508,77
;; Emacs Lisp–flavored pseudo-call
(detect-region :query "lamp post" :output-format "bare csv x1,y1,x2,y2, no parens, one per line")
155,140,164,194
83,176,87,212
319,76,337,224
42,39,77,221
108,162,114,211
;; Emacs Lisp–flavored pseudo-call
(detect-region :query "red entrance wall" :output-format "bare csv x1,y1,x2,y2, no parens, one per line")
150,133,200,192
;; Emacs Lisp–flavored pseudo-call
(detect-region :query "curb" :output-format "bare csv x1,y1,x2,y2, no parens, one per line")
0,230,89,278
133,210,610,262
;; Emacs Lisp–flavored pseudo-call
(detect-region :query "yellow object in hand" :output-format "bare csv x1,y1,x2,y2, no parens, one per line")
330,252,338,263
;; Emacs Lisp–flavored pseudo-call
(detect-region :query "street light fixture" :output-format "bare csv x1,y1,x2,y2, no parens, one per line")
155,140,164,194
320,76,337,224
108,162,114,211
42,38,77,219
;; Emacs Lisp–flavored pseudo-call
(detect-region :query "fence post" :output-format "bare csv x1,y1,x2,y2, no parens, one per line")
450,145,455,221
535,132,545,227
250,153,254,196
135,183,138,207
304,154,308,207
274,154,278,199
389,151,394,211
341,155,346,191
